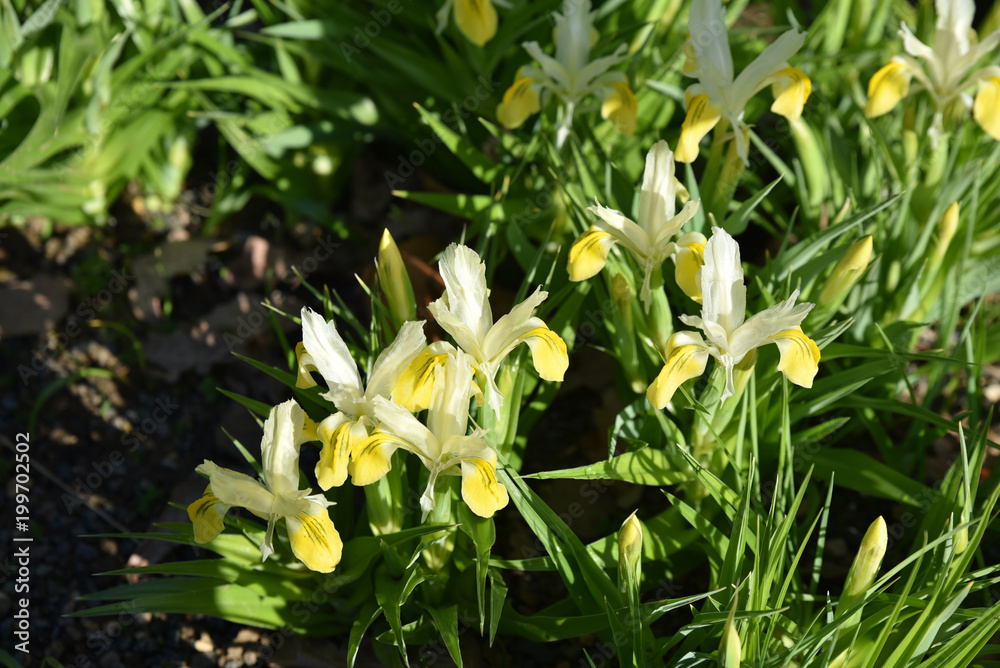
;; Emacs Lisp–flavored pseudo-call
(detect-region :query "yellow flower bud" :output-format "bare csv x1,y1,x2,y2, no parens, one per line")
618,511,643,589
377,229,416,331
838,516,887,615
819,235,873,307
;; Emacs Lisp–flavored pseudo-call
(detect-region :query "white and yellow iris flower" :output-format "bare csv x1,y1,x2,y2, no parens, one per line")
568,140,699,312
297,308,429,490
187,400,342,573
864,0,1000,141
677,0,811,164
427,244,568,412
435,0,509,47
647,228,820,408
496,0,635,146
351,351,510,518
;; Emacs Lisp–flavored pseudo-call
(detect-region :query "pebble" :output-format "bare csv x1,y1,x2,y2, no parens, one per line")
194,631,215,652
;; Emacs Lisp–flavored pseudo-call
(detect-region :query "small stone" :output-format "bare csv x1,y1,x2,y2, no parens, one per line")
194,631,214,653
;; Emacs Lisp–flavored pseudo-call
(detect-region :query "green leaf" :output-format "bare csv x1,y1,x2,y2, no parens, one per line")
525,448,692,486
723,176,782,235
488,569,507,646
811,449,932,505
498,466,621,613
414,103,501,183
423,604,463,667
458,503,495,634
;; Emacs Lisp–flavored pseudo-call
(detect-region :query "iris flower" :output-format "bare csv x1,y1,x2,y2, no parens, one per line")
677,0,811,164
187,400,342,573
647,228,820,408
496,0,635,146
297,308,428,489
864,0,1000,142
568,140,699,312
351,351,510,518
427,244,568,411
436,0,508,46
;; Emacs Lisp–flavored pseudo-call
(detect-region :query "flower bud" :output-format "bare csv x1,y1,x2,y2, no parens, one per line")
618,511,643,589
928,202,959,273
377,229,416,331
838,516,887,615
719,594,741,668
819,235,873,306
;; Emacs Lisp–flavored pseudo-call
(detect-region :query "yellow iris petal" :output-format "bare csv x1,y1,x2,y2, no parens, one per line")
286,506,343,573
675,240,705,303
454,0,497,46
973,76,1000,141
568,226,617,282
602,81,638,138
865,62,910,119
187,487,229,544
675,94,722,163
460,457,509,518
522,326,569,382
295,342,317,389
349,430,399,486
769,327,820,388
497,77,541,129
315,418,364,490
393,349,450,412
646,335,710,409
770,67,812,122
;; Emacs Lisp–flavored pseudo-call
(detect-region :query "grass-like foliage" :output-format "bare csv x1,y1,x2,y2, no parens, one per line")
6,0,999,664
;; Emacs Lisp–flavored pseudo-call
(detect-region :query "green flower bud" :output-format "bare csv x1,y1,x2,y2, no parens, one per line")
838,516,887,615
378,229,416,331
819,236,873,307
618,511,643,589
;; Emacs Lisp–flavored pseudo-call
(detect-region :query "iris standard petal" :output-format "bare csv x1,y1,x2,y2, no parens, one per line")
675,94,723,163
646,331,711,408
769,327,821,388
285,503,343,573
300,307,364,396
365,319,427,400
433,244,493,345
260,399,305,498
865,62,912,118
